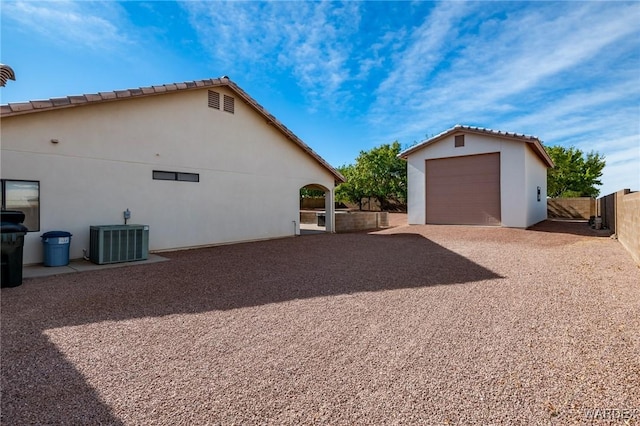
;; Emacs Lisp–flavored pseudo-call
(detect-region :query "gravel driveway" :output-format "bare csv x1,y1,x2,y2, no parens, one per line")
2,218,639,425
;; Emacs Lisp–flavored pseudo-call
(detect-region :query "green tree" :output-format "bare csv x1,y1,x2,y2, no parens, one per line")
546,146,605,198
335,164,368,210
336,141,407,210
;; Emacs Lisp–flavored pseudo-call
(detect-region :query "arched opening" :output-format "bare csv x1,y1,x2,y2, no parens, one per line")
299,183,333,235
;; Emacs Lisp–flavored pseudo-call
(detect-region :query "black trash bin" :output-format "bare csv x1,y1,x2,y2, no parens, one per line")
1,210,28,288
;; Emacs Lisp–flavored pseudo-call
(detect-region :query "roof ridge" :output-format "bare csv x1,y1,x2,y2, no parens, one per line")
453,124,539,141
398,124,553,168
1,77,230,113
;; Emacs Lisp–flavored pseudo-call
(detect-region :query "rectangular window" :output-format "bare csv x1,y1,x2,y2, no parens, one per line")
152,171,178,181
223,94,235,113
1,179,40,231
153,170,199,182
177,172,199,182
208,90,220,109
455,135,465,147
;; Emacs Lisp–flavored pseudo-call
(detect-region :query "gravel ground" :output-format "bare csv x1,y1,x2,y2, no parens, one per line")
2,217,639,425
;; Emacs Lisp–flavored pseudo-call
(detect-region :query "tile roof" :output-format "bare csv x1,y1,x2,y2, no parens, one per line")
0,77,345,183
398,124,554,168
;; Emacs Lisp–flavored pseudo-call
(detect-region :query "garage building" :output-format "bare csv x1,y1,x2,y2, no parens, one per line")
399,125,554,228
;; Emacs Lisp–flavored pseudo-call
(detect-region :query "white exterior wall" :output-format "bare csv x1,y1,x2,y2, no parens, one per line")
500,140,528,228
406,155,428,225
405,133,535,227
1,88,336,264
524,145,549,226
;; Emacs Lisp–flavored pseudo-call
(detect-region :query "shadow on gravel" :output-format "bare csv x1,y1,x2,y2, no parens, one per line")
1,231,501,424
528,219,613,238
0,334,125,425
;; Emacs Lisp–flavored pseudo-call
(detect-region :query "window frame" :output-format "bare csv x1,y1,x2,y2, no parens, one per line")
152,170,200,183
1,179,41,232
454,135,465,147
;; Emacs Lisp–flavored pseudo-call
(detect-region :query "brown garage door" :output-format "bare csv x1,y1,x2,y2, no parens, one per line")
426,153,501,225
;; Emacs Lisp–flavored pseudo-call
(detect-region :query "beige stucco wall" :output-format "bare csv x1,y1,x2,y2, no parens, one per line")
1,87,336,264
405,132,548,228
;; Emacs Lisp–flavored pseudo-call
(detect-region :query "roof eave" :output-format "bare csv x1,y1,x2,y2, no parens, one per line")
1,79,229,118
225,81,346,183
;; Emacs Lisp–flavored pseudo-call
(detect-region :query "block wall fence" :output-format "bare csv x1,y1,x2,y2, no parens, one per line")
299,211,390,232
547,197,595,219
335,212,389,233
597,189,640,265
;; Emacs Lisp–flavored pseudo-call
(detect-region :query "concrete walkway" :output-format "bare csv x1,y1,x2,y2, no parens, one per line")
299,222,327,235
22,254,169,279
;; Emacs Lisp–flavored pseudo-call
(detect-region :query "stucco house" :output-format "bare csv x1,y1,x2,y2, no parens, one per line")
1,77,344,265
399,125,554,228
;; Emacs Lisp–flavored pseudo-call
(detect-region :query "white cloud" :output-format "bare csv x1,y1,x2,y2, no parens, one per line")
362,2,640,193
374,1,472,100
180,1,361,109
369,2,639,133
504,81,637,125
599,160,640,196
2,1,130,50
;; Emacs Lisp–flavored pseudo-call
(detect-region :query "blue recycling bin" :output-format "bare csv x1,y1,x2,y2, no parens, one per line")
41,231,72,267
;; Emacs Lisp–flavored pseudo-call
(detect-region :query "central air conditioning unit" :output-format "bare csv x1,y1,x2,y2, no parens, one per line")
89,225,149,265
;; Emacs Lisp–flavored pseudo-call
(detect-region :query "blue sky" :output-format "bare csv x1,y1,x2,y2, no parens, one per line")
1,1,639,196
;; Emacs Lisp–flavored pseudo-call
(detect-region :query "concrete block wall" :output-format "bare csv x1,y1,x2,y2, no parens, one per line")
335,212,388,233
547,197,595,219
299,211,317,224
597,189,639,265
616,190,640,265
598,193,617,231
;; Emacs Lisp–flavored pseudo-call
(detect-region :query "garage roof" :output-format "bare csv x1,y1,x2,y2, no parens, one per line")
398,124,554,168
0,77,345,183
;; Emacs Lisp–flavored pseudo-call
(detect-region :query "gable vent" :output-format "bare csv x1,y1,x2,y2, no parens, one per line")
223,94,235,114
208,90,220,109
